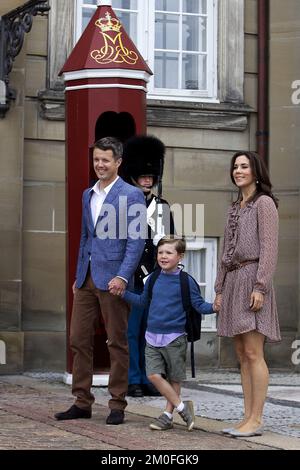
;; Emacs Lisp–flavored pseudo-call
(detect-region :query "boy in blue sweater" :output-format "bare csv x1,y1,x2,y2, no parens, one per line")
120,236,214,431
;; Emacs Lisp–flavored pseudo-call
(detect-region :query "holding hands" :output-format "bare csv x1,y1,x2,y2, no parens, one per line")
213,293,222,313
108,277,126,296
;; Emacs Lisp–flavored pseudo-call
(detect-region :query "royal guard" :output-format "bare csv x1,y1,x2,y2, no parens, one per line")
120,135,175,397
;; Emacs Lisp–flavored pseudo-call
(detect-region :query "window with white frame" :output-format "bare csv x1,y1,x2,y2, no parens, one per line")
75,0,218,101
182,238,217,330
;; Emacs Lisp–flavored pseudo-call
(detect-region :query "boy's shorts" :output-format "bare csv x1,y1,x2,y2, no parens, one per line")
145,334,187,382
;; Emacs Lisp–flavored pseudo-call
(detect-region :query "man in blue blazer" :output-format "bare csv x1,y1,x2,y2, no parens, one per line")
55,137,146,425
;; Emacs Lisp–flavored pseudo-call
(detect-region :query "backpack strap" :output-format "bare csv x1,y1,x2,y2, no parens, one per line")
147,268,162,302
179,270,192,311
179,270,196,378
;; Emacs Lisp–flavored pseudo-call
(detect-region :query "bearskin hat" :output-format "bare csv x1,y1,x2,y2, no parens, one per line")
120,135,165,186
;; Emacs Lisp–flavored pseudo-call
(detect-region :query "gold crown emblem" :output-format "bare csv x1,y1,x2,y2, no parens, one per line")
95,12,122,33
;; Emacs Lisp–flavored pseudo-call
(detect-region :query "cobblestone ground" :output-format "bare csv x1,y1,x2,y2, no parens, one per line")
192,369,300,438
190,387,300,439
0,378,273,451
194,369,300,386
93,385,300,439
91,369,300,439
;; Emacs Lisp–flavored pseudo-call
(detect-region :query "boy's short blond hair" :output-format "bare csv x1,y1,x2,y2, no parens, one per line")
157,235,186,255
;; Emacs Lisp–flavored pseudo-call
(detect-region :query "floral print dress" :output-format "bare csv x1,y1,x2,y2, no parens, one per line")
215,195,281,342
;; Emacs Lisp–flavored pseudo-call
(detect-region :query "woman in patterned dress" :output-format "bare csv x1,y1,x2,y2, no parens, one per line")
213,151,281,437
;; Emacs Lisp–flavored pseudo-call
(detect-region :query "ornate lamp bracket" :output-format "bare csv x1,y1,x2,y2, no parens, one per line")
0,0,50,118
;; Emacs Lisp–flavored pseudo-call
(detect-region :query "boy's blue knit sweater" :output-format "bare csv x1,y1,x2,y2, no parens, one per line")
123,271,214,334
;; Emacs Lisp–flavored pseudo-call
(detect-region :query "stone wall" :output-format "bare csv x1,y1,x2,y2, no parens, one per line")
269,0,300,367
22,15,66,370
0,40,26,372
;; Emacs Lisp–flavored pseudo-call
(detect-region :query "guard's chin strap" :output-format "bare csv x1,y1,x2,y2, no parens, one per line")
130,177,155,195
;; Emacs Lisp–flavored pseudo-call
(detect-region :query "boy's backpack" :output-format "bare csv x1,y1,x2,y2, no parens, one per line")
147,268,202,378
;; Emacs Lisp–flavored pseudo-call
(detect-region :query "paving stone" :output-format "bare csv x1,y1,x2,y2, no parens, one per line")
0,376,274,451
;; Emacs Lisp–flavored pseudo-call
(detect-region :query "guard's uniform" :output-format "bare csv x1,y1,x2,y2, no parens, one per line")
127,192,174,392
120,135,175,396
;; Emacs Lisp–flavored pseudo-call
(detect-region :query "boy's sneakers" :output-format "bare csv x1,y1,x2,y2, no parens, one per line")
149,413,173,431
178,400,195,431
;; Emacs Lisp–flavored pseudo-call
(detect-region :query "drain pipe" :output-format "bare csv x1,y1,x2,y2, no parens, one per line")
257,0,269,165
